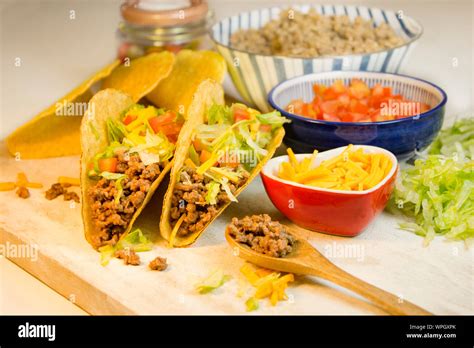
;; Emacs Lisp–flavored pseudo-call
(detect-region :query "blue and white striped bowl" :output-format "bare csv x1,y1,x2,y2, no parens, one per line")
211,5,423,112
268,71,447,158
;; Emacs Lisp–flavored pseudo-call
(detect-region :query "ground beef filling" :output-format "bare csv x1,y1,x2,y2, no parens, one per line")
63,191,80,203
149,256,168,271
16,186,30,199
170,165,249,237
88,154,161,248
115,249,140,266
227,214,295,258
45,182,80,203
45,183,66,200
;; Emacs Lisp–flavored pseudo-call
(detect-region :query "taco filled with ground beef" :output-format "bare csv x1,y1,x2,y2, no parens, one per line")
80,81,224,249
160,103,289,247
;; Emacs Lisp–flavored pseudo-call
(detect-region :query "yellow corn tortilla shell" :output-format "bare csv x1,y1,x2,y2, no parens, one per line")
160,111,285,247
147,50,226,116
6,60,120,159
102,51,175,102
7,52,175,159
80,89,174,250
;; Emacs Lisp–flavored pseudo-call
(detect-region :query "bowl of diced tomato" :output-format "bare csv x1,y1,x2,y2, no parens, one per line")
268,71,447,158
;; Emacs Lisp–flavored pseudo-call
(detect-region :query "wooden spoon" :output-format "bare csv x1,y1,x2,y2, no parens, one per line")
225,227,431,315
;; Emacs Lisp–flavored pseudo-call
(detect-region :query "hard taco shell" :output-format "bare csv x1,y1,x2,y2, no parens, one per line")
8,52,175,159
147,50,226,116
7,60,120,159
160,110,285,247
80,89,172,249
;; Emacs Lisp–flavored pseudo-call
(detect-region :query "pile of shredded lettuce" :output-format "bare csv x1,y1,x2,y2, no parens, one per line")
390,117,474,245
429,117,474,160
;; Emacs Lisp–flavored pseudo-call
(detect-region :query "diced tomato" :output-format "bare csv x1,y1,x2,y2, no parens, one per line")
350,100,369,114
322,113,341,122
302,103,314,117
420,103,430,113
349,79,371,99
259,124,272,132
372,84,384,98
349,113,371,123
323,87,339,101
312,83,327,96
233,107,250,122
287,99,304,115
369,109,382,122
286,79,431,124
383,87,392,97
338,93,351,107
200,149,212,164
321,100,340,115
148,111,181,138
148,117,162,133
123,114,137,125
193,138,205,152
167,135,178,143
159,123,181,136
338,110,353,122
98,157,118,173
149,111,176,131
331,80,346,94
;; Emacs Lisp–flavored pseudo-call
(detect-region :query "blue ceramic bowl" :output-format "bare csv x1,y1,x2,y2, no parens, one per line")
268,71,447,159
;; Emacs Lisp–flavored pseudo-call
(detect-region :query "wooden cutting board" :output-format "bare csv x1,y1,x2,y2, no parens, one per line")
0,142,472,315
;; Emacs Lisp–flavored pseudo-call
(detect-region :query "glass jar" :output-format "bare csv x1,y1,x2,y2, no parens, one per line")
117,0,213,60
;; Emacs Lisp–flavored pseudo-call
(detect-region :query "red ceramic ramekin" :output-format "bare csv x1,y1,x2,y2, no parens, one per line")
261,145,398,237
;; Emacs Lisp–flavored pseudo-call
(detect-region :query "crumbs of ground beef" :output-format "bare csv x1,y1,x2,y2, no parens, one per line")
88,153,161,248
45,183,65,200
227,214,295,258
148,256,168,271
63,191,80,203
16,186,30,199
115,248,140,266
170,165,249,237
45,182,80,203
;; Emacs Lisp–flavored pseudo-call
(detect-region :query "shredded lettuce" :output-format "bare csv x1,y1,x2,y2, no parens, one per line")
98,228,153,266
429,117,474,159
128,130,174,165
245,297,259,312
100,172,126,180
205,182,221,205
221,177,238,202
98,245,116,266
256,110,290,129
238,123,268,157
114,177,126,204
189,144,200,166
256,131,272,149
107,118,127,143
117,228,153,252
390,155,474,245
89,123,100,140
196,269,231,294
207,104,232,125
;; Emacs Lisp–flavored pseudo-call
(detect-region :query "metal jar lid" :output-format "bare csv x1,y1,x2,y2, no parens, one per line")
121,0,209,27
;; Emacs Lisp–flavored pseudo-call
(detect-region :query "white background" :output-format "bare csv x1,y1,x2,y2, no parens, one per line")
0,0,473,314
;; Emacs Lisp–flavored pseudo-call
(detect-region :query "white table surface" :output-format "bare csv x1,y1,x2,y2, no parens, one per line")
0,0,472,315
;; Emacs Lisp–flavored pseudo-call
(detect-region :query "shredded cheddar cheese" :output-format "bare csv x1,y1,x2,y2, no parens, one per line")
278,145,393,191
240,262,294,310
